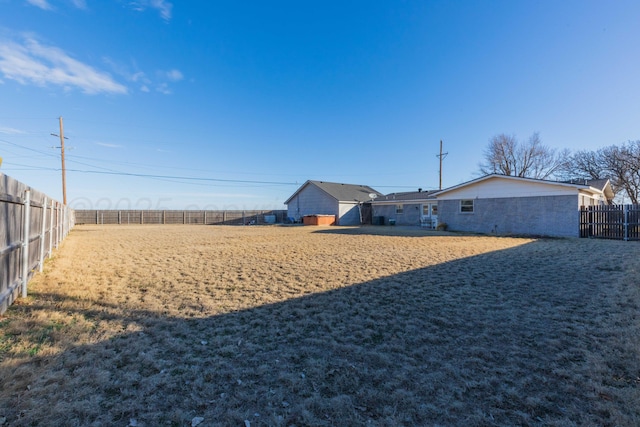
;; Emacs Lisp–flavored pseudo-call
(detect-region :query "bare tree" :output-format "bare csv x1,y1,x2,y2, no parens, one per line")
560,149,608,180
602,142,640,204
562,141,640,204
479,132,568,179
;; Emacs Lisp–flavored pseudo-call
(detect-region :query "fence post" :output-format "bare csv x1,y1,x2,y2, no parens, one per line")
54,204,59,249
21,190,31,298
49,200,54,258
59,205,62,244
62,207,66,239
141,211,144,225
39,196,48,272
67,206,72,236
624,205,629,241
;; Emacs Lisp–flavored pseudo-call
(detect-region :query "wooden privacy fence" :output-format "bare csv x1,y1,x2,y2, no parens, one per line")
1,173,75,314
75,209,287,225
580,204,640,241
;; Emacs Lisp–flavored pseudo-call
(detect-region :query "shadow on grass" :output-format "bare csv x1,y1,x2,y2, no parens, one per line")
1,239,638,426
311,225,451,237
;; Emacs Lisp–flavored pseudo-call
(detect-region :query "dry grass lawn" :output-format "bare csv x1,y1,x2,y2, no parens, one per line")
1,224,639,426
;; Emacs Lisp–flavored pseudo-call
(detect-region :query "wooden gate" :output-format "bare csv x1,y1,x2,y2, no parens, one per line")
360,203,373,225
580,205,640,241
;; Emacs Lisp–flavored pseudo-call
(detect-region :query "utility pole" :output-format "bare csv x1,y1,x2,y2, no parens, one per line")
51,117,68,205
436,140,448,190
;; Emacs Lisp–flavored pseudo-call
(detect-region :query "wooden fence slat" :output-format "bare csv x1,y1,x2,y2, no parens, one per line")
74,210,287,225
1,174,74,314
580,204,640,241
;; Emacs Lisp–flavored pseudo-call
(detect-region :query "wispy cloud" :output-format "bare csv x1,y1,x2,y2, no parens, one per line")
70,0,87,10
156,82,172,95
0,36,128,94
155,69,183,93
150,0,172,21
104,57,151,92
104,58,183,95
95,142,122,148
26,0,87,11
26,0,52,10
129,0,173,21
0,126,27,135
164,69,183,82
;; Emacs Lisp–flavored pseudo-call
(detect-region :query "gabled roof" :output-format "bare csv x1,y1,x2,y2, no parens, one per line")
585,179,615,203
434,173,613,199
374,189,438,203
284,180,383,205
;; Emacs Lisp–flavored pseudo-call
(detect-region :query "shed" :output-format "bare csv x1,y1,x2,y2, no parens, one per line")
285,180,383,225
434,174,613,237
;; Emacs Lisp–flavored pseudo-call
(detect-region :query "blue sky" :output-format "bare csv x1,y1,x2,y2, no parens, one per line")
1,0,639,210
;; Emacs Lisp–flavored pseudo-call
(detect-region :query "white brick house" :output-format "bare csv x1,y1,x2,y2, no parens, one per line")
434,174,613,237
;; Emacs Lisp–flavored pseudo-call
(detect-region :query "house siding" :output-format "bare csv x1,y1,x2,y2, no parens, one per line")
436,177,578,200
338,203,362,226
287,184,337,220
372,203,422,225
438,195,580,237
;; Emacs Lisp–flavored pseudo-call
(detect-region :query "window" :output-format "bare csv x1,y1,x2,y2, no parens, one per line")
396,204,404,214
422,204,437,216
460,199,474,213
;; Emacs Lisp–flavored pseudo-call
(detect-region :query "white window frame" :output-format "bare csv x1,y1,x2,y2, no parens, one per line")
460,199,474,213
396,204,404,214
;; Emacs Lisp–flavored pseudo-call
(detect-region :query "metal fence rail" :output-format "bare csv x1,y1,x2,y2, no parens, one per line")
580,204,640,241
75,209,287,225
1,173,74,314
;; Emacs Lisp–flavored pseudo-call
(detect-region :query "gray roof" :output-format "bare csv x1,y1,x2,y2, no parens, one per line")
561,178,614,202
585,179,609,191
375,190,438,203
586,179,615,203
285,180,383,204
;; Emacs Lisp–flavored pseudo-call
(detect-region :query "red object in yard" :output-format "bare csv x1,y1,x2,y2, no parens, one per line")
303,215,336,226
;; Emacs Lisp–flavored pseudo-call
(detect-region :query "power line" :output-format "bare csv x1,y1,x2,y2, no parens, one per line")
2,135,422,190
0,137,60,159
64,168,299,185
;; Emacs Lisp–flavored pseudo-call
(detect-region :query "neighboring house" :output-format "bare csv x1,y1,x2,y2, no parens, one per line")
285,180,383,225
371,189,439,226
434,174,614,237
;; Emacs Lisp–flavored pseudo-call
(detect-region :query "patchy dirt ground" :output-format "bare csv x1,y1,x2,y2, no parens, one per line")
1,225,639,426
